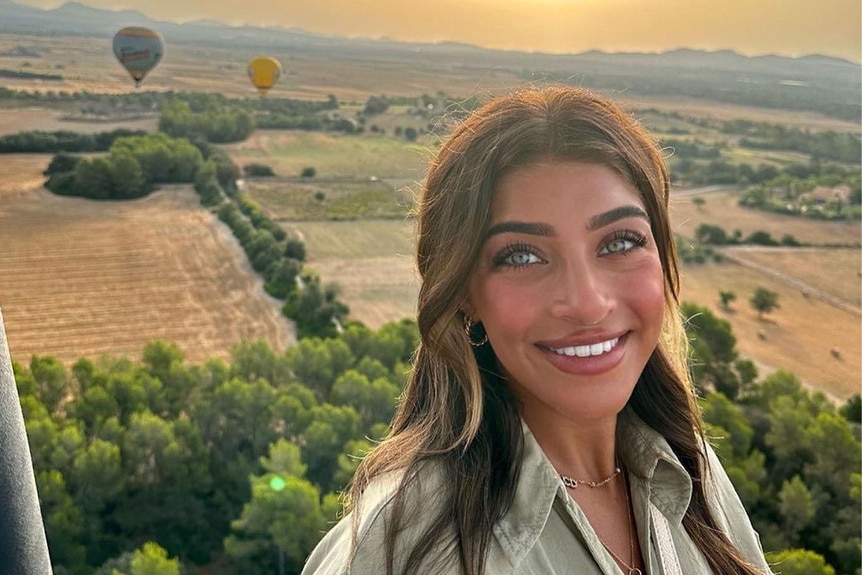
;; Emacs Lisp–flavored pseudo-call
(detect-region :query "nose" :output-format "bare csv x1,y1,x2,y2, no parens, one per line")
548,258,615,325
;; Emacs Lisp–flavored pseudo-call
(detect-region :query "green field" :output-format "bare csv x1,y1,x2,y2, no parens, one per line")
225,130,433,180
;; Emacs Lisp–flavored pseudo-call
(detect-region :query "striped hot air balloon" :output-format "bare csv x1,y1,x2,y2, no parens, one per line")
112,26,164,87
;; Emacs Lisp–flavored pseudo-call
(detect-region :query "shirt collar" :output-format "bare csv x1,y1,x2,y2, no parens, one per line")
493,409,693,567
617,408,692,524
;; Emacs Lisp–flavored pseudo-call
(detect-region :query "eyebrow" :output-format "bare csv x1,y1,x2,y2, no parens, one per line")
484,205,650,240
485,221,554,240
587,205,650,231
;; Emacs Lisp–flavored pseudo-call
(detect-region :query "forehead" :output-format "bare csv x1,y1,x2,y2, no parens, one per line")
490,160,645,222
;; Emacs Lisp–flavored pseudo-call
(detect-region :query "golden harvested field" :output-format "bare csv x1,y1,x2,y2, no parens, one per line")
0,178,294,365
670,190,861,246
722,247,861,308
0,154,51,197
679,260,860,401
287,220,418,329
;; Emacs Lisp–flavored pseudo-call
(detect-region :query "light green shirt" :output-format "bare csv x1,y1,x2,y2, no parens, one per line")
302,410,772,574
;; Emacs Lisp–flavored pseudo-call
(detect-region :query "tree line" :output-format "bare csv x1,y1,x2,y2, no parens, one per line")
0,128,146,154
16,304,860,575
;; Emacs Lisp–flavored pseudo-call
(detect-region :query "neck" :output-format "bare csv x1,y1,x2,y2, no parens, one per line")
521,404,619,480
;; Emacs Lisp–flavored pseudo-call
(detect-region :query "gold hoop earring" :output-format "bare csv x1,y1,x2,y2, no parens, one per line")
464,316,489,347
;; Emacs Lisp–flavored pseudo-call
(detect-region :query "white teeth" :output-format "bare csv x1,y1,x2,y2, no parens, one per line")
551,337,619,358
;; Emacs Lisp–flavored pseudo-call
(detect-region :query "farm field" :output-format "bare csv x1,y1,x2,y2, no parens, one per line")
670,189,861,246
236,122,860,401
0,180,293,365
225,130,431,181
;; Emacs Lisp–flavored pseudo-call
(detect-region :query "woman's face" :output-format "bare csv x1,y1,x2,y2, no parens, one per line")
465,160,665,423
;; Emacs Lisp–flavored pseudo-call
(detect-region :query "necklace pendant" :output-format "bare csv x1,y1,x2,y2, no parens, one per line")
628,569,642,575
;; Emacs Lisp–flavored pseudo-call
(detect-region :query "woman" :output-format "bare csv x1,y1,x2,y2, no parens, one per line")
302,86,772,575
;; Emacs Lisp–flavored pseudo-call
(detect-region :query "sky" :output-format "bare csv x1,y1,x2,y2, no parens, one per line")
16,0,862,62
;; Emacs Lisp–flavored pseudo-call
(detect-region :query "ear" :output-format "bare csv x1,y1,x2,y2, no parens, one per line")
460,297,478,322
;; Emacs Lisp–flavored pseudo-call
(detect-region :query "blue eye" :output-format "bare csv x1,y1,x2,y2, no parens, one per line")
505,251,541,266
493,243,544,269
600,231,647,255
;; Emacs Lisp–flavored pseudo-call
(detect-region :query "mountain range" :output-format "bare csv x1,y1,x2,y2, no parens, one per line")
0,0,856,75
1,0,859,121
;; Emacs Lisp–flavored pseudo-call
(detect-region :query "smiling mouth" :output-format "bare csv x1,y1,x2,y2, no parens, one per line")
548,337,620,358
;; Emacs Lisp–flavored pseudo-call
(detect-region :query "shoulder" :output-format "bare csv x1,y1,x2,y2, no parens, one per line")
302,462,459,575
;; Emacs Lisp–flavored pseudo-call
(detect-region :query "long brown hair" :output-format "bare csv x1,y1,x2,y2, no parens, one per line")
347,85,763,575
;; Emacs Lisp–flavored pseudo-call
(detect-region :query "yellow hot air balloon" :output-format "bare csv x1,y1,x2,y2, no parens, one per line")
113,26,164,87
248,56,282,96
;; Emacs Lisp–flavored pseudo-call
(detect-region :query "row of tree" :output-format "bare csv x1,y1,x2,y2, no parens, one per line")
719,119,861,165
0,88,337,117
159,101,255,144
0,128,146,154
187,138,350,339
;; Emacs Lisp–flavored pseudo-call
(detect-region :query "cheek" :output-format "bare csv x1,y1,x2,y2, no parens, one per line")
471,278,540,336
626,264,667,325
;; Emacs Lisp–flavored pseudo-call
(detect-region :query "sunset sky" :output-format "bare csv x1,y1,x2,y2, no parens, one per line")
16,0,862,62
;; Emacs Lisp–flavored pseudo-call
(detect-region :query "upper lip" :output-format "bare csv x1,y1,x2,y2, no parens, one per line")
537,331,626,349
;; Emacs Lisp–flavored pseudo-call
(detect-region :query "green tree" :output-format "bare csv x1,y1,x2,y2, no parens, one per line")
838,394,861,423
778,476,816,544
128,542,181,575
29,355,73,414
74,156,114,199
225,441,325,575
719,290,736,310
109,151,146,199
680,302,741,397
766,549,835,575
750,287,780,319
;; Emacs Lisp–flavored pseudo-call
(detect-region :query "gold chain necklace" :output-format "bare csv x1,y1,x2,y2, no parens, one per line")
598,475,641,575
559,465,621,489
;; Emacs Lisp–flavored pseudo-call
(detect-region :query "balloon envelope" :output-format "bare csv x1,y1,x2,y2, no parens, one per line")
113,27,164,87
248,56,282,95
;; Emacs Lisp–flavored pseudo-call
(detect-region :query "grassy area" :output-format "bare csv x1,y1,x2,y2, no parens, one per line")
245,179,412,220
225,130,432,180
287,219,414,260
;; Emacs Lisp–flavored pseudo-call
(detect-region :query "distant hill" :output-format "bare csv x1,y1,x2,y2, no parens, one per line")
0,0,859,121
